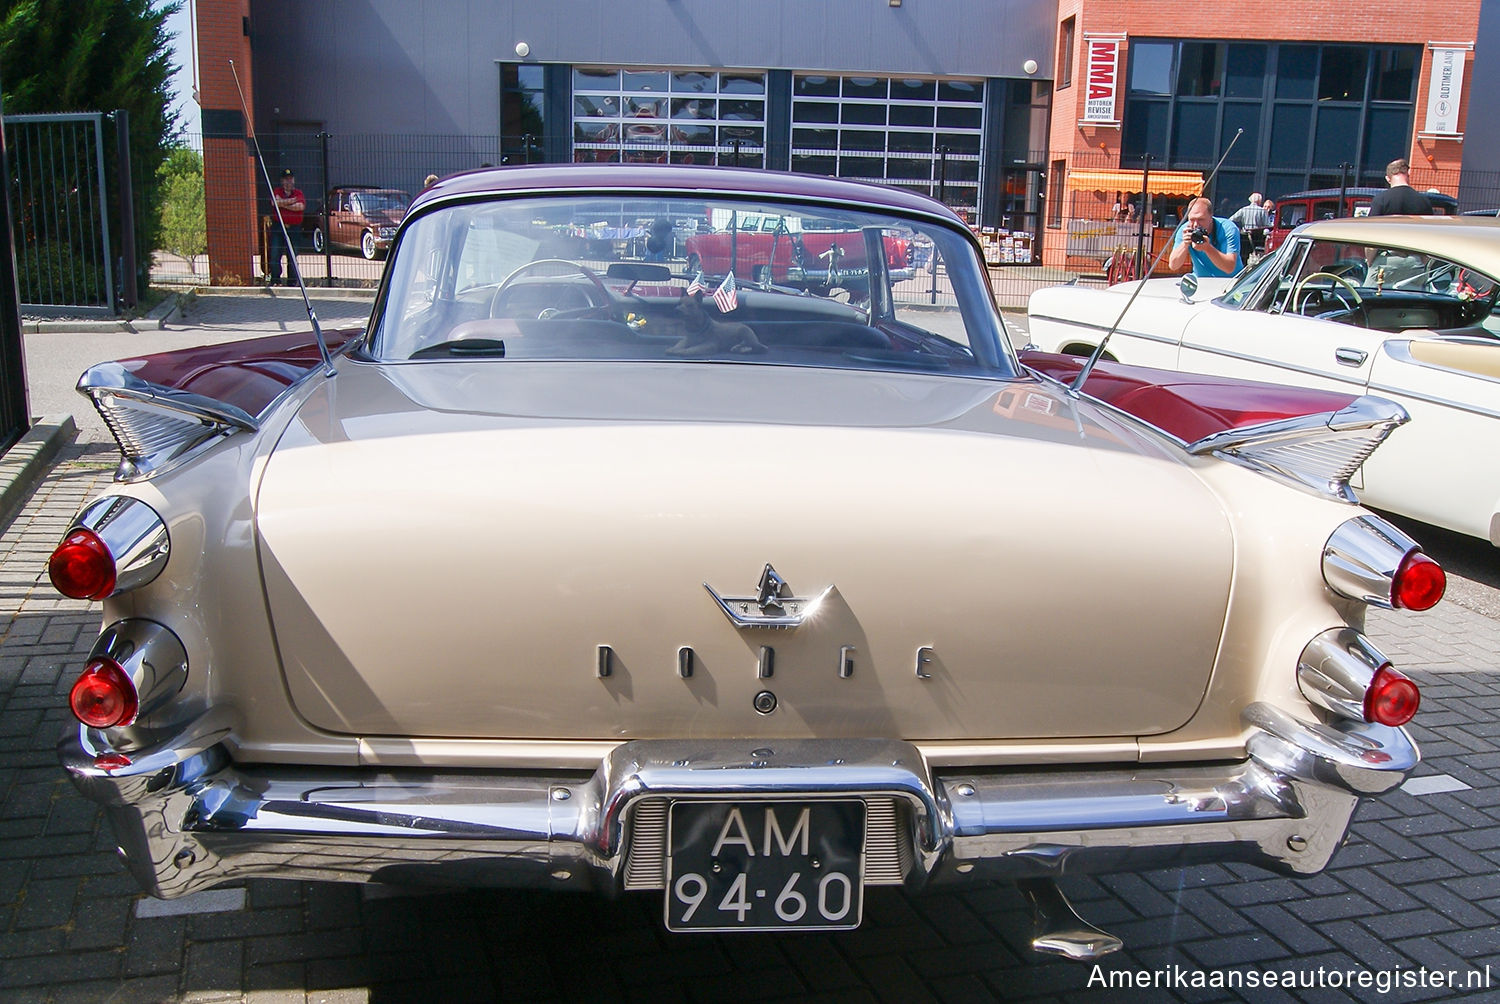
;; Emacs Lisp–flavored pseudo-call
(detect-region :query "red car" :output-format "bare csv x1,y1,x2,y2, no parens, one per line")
685,211,915,292
1265,186,1458,254
310,185,411,260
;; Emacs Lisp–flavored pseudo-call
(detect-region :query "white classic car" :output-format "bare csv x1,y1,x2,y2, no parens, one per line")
1029,216,1500,546
51,166,1444,959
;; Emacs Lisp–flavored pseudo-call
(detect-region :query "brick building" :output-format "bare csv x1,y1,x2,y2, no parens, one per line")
1044,0,1481,268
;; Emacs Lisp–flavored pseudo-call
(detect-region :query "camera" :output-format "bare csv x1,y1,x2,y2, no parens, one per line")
1188,226,1209,245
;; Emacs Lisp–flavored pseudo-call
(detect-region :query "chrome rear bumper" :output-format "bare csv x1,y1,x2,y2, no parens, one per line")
61,702,1416,900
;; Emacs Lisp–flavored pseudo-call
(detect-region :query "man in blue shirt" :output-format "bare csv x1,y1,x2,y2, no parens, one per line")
1168,197,1241,277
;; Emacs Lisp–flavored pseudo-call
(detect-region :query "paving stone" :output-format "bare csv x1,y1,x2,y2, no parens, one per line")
122,914,187,977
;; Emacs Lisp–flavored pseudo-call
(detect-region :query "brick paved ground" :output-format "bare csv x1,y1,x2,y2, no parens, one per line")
0,434,1497,1002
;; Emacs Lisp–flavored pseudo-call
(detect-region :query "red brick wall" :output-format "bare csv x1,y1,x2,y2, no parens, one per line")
198,0,256,285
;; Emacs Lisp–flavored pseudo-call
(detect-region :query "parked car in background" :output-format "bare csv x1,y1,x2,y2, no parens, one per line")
1029,215,1500,546
1267,187,1459,253
311,185,411,260
54,166,1439,959
684,209,915,294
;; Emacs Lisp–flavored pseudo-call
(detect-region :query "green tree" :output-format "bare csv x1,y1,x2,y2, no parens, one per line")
0,0,178,302
157,145,203,273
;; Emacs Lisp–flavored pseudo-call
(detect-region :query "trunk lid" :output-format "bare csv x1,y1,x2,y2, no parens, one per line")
256,361,1233,741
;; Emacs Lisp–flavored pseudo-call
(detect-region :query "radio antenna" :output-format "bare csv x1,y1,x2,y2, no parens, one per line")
1067,128,1244,396
228,59,335,377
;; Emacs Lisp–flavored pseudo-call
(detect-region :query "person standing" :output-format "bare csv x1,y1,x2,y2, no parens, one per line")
1169,196,1241,277
267,168,305,286
1368,159,1434,216
1229,193,1271,260
1229,193,1270,232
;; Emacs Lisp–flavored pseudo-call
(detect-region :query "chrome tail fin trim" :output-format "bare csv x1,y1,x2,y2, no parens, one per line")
1187,395,1408,502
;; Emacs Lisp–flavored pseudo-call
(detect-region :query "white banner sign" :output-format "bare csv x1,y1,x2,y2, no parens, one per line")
1083,39,1121,123
1425,47,1465,135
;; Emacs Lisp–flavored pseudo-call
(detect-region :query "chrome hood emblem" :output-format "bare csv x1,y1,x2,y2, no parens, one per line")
705,564,832,630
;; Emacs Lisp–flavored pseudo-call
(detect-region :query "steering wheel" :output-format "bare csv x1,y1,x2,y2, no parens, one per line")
1292,271,1365,315
490,259,617,320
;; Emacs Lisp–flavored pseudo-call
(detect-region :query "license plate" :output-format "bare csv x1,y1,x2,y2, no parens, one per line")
665,800,865,932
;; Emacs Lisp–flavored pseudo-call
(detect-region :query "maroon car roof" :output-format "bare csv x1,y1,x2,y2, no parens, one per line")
411,164,964,224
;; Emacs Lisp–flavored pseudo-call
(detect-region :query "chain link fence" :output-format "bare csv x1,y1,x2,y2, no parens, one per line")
155,134,1497,312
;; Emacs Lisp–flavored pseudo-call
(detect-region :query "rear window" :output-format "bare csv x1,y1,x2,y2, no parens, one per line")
370,193,1015,378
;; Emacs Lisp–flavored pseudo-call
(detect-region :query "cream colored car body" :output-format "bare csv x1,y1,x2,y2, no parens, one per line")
1030,217,1500,545
55,169,1429,953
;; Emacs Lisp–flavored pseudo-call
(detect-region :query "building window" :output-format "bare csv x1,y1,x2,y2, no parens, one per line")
1058,18,1076,89
791,73,985,218
1128,42,1175,97
572,68,767,167
1120,40,1422,207
501,64,545,163
1048,160,1065,228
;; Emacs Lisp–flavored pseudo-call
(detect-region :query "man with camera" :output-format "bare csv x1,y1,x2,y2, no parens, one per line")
1168,197,1241,278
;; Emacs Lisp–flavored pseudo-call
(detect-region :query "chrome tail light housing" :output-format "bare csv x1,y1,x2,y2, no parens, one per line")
1323,515,1445,611
1297,628,1419,727
48,497,170,600
67,620,188,734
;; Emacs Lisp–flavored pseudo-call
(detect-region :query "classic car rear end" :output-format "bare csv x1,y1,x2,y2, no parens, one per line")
53,166,1441,955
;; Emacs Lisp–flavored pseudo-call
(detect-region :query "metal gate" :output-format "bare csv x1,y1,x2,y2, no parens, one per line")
2,112,115,314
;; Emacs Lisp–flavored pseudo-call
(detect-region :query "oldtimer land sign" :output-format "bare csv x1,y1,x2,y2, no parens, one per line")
1423,45,1467,136
1082,37,1122,124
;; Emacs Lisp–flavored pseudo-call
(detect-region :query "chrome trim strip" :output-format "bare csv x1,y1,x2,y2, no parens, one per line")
1186,395,1408,455
1297,628,1391,723
1322,515,1419,608
1025,313,1179,348
1176,344,1370,392
62,710,1417,898
69,497,170,596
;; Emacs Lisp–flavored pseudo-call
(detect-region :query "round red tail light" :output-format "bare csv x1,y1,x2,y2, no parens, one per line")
1392,551,1445,611
48,529,116,600
68,658,139,729
1364,665,1420,727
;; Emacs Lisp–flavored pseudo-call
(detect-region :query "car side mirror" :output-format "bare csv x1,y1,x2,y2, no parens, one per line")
1178,274,1199,302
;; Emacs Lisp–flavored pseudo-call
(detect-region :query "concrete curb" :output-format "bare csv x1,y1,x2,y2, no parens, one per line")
188,285,378,300
0,414,78,531
24,286,376,335
24,289,187,335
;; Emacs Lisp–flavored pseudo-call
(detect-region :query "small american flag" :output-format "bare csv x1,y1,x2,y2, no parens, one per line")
712,271,738,313
685,270,707,295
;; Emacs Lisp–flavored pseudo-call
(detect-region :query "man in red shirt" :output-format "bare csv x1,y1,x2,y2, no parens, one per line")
267,168,305,286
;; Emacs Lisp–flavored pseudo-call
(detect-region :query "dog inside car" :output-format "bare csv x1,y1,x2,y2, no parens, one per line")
667,290,767,356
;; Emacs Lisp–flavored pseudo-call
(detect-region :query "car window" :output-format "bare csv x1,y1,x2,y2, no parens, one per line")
1277,203,1307,229
1264,237,1500,332
371,194,1015,378
1217,251,1280,309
